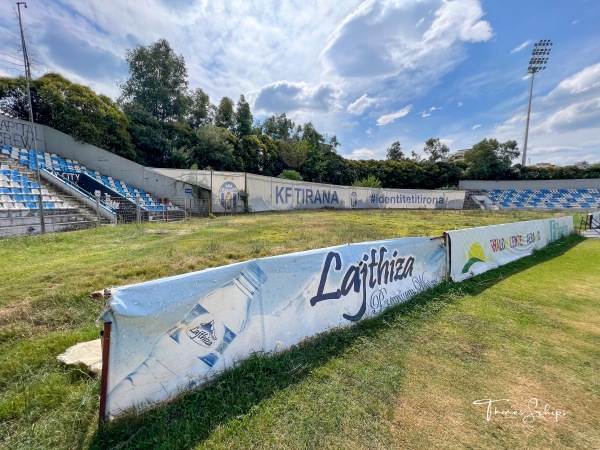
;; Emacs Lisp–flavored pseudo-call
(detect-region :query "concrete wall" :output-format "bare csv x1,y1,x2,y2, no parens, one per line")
0,115,45,151
43,127,192,202
460,179,600,190
149,168,212,190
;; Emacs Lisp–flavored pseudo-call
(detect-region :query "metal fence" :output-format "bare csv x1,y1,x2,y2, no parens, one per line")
103,196,210,224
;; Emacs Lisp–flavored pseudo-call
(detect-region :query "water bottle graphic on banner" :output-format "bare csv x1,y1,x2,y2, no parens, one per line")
109,261,267,409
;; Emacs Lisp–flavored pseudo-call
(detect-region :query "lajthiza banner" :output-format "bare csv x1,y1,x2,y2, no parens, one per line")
446,216,573,282
102,237,446,418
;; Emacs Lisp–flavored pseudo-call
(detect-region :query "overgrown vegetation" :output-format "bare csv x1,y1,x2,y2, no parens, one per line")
353,174,382,188
0,210,596,449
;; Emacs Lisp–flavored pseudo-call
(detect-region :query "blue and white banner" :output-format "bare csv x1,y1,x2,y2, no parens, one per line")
246,173,465,212
103,237,446,418
446,216,573,281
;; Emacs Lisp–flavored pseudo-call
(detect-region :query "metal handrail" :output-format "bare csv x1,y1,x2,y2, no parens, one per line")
43,169,117,214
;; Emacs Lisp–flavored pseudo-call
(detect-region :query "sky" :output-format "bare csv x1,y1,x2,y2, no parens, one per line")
1,0,599,166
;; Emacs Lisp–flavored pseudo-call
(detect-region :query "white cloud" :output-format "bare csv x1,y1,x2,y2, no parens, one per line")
377,105,413,125
251,81,340,114
347,94,380,115
346,148,377,159
536,98,600,133
418,106,440,117
547,63,600,97
423,0,492,44
472,124,481,130
8,0,361,103
457,102,463,107
322,0,492,80
510,40,531,54
530,63,600,134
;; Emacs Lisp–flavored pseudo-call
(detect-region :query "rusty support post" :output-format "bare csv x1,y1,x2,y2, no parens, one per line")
99,321,112,421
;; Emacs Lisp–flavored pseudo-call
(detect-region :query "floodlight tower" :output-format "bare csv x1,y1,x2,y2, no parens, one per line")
16,1,45,233
522,39,552,167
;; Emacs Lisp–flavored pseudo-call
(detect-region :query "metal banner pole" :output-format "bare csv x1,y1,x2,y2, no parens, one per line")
99,321,112,421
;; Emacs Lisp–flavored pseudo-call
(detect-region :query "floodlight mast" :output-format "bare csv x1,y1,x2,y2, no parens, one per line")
16,1,45,233
522,39,552,167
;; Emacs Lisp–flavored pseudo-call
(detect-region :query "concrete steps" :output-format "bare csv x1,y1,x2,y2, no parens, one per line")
0,154,107,236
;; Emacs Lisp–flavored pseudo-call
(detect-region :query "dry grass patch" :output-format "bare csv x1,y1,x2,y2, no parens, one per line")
391,238,600,449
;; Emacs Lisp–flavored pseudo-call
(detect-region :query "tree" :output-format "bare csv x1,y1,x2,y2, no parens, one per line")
321,151,353,185
0,73,135,159
214,96,235,131
300,122,323,147
464,138,520,180
119,39,190,122
324,134,340,152
238,134,283,175
187,88,212,129
410,151,423,162
279,169,303,181
259,113,296,141
234,95,253,138
386,141,404,161
279,139,311,169
125,105,198,167
191,125,240,170
423,138,449,163
353,174,382,188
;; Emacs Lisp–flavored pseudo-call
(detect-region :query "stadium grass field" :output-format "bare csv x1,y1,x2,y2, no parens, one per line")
0,209,598,449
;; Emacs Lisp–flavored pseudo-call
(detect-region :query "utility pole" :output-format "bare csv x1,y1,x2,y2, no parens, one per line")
17,2,45,233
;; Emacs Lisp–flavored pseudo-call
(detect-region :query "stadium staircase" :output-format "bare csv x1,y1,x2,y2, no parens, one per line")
579,212,600,238
463,191,500,210
0,153,102,236
2,146,185,224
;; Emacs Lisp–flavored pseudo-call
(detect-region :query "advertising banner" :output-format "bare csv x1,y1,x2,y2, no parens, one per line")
103,237,446,418
446,216,573,281
245,174,465,212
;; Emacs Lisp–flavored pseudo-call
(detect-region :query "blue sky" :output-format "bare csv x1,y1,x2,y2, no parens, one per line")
1,0,599,166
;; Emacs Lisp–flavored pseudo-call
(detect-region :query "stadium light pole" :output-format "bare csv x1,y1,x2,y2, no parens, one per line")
17,1,45,233
522,39,552,167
